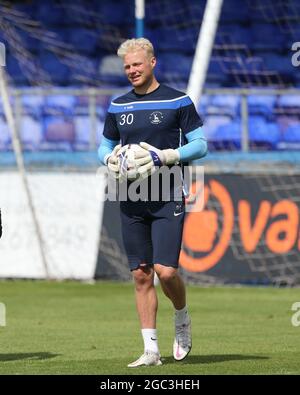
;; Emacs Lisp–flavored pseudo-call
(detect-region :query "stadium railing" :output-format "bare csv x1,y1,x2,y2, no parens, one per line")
2,87,300,154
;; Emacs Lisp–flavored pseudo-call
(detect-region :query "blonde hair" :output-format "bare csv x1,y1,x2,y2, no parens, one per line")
117,38,155,59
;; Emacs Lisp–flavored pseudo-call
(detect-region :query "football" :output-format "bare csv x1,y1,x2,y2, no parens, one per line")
117,144,148,181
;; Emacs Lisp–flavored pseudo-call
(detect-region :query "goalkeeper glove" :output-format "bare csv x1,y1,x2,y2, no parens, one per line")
136,142,180,176
106,144,121,177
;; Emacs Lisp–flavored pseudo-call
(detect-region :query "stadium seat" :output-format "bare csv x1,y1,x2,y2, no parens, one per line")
277,124,300,150
45,95,76,112
248,94,276,119
66,28,98,55
19,32,41,52
159,53,192,82
13,3,37,19
218,25,252,47
277,95,300,108
276,115,299,134
6,55,28,85
219,0,249,22
207,59,228,86
150,27,198,54
41,95,76,150
210,120,241,150
250,23,286,51
284,124,300,141
260,53,295,76
210,95,241,117
36,3,66,25
42,116,76,151
203,114,233,132
196,95,211,115
22,95,45,111
39,51,70,86
20,114,43,151
74,115,91,151
248,116,280,149
98,55,127,85
95,0,133,25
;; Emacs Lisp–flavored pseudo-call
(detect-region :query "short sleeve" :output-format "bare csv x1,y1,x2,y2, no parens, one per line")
178,99,203,135
102,112,120,141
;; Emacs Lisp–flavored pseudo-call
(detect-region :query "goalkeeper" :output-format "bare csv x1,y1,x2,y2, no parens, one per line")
98,38,207,367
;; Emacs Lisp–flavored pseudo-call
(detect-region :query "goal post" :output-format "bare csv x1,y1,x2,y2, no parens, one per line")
187,0,223,104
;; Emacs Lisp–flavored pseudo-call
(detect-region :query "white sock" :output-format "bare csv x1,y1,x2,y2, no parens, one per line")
175,306,189,326
141,328,159,354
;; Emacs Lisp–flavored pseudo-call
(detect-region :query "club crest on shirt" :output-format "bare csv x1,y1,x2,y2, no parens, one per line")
149,111,163,124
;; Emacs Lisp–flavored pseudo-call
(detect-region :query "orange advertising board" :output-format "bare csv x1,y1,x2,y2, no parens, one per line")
180,175,300,280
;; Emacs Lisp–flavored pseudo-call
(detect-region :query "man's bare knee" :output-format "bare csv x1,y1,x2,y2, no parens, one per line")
133,265,154,290
155,265,178,284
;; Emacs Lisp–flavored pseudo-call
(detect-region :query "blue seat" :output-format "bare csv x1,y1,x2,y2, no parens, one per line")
22,95,45,109
261,53,295,75
159,53,192,82
17,32,40,51
70,57,99,86
220,0,250,23
277,95,300,108
96,0,133,24
40,51,70,85
209,120,241,150
13,3,37,19
277,123,300,150
66,28,98,54
207,59,228,85
146,0,205,25
41,115,75,151
151,27,198,54
45,95,76,111
210,95,240,117
6,55,28,85
249,116,280,149
250,23,285,51
248,94,276,118
20,114,43,151
217,25,252,47
36,3,66,25
73,115,91,151
284,124,300,142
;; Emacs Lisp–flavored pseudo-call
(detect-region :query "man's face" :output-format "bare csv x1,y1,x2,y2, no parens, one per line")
123,49,156,88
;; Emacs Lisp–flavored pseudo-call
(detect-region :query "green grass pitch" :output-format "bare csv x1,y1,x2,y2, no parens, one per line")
0,280,299,375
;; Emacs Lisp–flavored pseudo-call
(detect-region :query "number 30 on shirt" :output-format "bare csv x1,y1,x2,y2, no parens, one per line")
119,113,134,125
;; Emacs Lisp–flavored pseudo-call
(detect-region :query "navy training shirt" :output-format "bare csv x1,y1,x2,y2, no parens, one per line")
103,84,203,149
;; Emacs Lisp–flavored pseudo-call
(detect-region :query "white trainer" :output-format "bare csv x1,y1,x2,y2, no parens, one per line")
173,318,192,361
127,350,162,368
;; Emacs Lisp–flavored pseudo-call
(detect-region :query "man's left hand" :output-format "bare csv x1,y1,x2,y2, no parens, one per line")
136,142,180,177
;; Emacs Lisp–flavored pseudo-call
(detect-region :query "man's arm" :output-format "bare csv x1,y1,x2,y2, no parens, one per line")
137,127,208,176
177,127,208,162
98,136,120,165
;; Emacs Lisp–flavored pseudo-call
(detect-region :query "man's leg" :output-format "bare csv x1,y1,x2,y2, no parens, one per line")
154,264,186,309
133,265,157,328
154,264,192,361
128,265,162,367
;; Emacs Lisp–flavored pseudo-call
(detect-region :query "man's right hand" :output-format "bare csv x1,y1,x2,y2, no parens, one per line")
107,144,121,177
